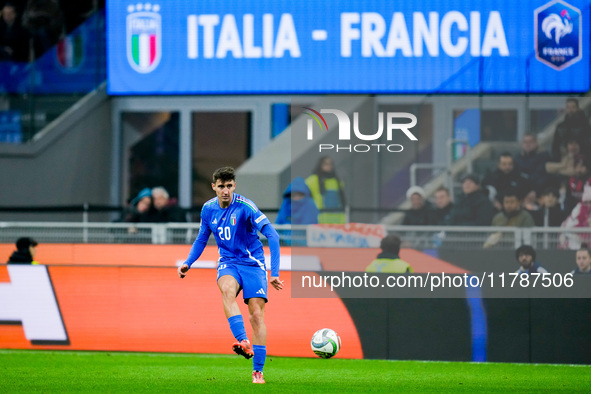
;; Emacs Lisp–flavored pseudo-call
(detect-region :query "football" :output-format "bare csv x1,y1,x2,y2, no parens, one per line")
311,328,341,358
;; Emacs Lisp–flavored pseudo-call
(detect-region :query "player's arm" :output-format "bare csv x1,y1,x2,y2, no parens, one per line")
178,217,212,278
260,223,283,290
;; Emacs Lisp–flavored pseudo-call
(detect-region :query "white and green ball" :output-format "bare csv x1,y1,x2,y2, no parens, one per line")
311,328,341,358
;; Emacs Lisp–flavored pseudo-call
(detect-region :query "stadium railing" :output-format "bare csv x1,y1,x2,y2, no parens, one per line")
0,222,587,250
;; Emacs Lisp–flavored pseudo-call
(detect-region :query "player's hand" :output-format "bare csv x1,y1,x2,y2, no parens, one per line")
270,276,284,290
178,264,189,279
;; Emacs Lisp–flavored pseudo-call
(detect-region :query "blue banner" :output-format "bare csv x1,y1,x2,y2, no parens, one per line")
0,11,106,95
0,111,22,143
453,109,481,160
106,0,590,94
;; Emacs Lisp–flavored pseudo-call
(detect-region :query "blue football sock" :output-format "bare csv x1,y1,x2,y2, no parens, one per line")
228,315,248,342
253,345,266,372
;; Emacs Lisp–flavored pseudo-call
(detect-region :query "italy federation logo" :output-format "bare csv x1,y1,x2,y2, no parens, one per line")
127,3,161,73
56,28,84,72
231,214,237,226
535,0,582,70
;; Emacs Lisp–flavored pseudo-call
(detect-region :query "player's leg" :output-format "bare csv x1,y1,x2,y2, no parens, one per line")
240,265,269,383
248,298,267,383
248,297,267,345
217,272,253,359
241,267,268,346
217,274,241,319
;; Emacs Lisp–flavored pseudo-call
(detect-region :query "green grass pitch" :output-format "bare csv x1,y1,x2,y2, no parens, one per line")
1,350,589,392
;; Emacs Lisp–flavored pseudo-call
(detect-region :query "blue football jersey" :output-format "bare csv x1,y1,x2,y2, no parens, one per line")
197,193,271,269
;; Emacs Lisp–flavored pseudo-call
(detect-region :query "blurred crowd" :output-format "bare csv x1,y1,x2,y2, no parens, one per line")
0,0,102,62
400,98,591,249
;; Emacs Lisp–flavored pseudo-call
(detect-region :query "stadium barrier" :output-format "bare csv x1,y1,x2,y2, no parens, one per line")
0,222,589,250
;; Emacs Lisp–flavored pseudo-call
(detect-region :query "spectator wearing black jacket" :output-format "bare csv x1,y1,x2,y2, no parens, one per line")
551,98,590,161
531,188,568,227
0,2,30,61
483,152,532,210
514,133,551,191
7,237,39,264
450,174,495,226
429,186,454,225
141,186,186,223
402,186,432,226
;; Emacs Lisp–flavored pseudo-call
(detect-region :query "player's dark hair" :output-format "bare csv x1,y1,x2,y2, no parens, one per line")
515,245,536,261
212,167,236,183
380,234,401,255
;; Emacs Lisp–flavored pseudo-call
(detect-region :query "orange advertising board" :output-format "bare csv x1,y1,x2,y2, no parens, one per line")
0,261,363,359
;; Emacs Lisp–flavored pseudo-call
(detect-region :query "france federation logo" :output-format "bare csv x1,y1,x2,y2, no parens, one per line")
535,0,582,70
127,3,161,73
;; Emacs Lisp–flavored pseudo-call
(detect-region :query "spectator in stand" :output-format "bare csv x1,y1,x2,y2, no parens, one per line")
559,184,591,249
306,156,346,224
551,98,590,161
276,177,317,247
141,186,186,222
123,187,153,223
7,237,39,264
571,244,591,275
546,134,588,211
366,234,413,273
565,158,591,211
402,186,432,226
22,0,64,58
0,2,30,61
523,189,539,212
546,135,587,179
276,177,318,225
483,152,532,210
484,188,535,248
449,174,495,226
119,187,154,236
531,188,568,227
514,245,548,274
429,186,454,226
493,189,536,228
514,133,551,192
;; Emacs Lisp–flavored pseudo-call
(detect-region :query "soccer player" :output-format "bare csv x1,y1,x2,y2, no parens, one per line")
178,167,283,384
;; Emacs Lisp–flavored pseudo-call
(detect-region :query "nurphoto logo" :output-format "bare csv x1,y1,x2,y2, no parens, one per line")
303,107,417,153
